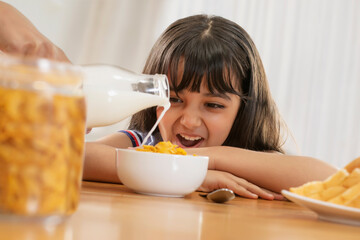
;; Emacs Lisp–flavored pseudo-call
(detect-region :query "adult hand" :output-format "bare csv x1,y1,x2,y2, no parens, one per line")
0,2,70,62
198,170,285,200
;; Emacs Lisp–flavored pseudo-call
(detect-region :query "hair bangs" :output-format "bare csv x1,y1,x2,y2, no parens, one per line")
167,52,242,97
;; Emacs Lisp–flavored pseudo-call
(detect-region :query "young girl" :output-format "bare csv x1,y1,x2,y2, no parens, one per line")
83,14,337,200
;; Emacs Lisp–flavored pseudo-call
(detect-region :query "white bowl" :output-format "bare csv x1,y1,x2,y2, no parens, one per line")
115,149,209,197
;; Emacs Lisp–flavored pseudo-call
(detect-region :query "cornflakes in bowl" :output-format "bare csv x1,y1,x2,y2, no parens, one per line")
136,141,187,155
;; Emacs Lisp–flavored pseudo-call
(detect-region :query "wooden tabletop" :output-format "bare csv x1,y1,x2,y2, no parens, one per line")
1,181,359,240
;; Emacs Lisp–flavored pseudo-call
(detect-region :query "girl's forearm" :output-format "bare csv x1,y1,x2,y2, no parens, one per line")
82,142,121,183
189,146,337,193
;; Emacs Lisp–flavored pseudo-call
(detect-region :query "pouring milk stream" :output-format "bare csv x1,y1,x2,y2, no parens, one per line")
82,65,170,145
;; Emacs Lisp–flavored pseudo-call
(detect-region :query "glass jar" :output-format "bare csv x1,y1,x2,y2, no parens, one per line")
0,55,86,221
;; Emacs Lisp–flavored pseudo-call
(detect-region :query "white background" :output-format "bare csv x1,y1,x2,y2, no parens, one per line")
5,0,360,167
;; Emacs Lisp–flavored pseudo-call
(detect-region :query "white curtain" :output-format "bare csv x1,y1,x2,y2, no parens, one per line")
6,0,360,167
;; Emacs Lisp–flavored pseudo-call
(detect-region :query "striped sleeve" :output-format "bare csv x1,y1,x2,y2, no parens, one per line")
119,130,143,147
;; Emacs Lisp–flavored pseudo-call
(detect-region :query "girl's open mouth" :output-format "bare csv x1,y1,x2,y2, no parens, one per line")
176,134,203,148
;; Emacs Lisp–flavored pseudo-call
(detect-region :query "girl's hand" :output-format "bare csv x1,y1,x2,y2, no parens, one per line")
198,170,285,200
0,2,69,62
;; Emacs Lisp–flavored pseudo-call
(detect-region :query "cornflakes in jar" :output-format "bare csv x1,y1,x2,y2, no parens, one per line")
0,55,86,219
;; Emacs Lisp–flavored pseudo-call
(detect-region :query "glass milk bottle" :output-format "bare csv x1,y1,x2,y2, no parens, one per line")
82,65,170,128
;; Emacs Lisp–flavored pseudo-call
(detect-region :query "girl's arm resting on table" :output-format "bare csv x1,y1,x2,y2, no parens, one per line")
82,132,133,183
83,141,285,200
187,146,337,193
83,142,120,183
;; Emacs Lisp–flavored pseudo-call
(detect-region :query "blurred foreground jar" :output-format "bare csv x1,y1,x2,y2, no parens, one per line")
0,55,86,220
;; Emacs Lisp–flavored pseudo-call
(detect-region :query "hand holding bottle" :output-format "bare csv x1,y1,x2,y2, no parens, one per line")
0,1,69,62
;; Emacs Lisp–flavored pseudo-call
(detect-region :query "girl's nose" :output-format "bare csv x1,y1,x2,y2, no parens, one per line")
180,107,202,129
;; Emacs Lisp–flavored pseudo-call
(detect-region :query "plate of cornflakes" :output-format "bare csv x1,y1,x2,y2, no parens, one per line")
282,190,360,226
282,158,360,226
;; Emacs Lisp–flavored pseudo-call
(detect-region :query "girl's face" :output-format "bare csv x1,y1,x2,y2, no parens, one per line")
156,81,240,148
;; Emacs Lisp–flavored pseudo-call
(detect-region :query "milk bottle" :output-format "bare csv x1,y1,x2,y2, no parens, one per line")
82,65,170,129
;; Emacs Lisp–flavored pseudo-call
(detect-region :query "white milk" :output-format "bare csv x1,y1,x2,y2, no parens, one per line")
141,102,170,145
82,65,170,132
85,89,169,128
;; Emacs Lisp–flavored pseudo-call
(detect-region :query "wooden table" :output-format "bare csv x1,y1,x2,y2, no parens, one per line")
1,181,359,240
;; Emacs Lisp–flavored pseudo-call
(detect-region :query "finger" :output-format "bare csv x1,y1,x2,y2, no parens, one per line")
30,41,56,60
272,192,287,201
197,185,210,192
35,41,52,58
235,178,274,200
247,185,274,200
232,185,258,199
55,48,70,62
22,41,37,56
44,45,70,63
259,188,286,201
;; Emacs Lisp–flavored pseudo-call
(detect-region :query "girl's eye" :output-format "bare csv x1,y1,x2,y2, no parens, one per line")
170,97,182,103
206,103,225,109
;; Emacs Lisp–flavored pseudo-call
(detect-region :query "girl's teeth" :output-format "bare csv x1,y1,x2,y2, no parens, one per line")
180,134,202,141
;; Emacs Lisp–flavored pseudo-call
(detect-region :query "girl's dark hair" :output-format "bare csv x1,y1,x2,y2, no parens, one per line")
129,14,284,152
